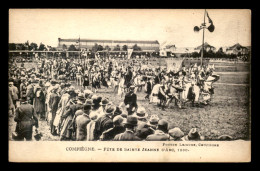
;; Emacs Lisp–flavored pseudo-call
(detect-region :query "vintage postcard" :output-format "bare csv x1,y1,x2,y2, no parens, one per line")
8,9,251,162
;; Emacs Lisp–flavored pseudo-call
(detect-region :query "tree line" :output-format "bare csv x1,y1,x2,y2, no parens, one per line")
181,48,250,60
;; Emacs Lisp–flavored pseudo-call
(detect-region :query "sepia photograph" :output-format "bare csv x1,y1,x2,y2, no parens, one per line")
8,9,251,162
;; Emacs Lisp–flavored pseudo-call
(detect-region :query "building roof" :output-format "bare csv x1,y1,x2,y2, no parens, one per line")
58,38,159,44
195,42,215,50
226,43,248,51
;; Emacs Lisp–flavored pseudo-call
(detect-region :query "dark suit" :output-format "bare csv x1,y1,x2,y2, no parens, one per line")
49,92,60,134
95,115,113,139
124,92,137,114
101,126,125,141
14,102,38,141
114,130,141,141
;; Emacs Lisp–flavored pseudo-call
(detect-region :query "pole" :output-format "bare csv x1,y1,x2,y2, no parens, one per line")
201,9,206,66
79,36,81,63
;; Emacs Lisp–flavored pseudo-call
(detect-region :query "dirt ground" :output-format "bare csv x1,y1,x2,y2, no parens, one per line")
8,59,250,141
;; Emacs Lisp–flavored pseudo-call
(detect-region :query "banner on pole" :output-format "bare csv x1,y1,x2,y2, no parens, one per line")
165,58,184,72
127,48,133,59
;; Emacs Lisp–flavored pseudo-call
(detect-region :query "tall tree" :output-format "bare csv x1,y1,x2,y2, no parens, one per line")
122,45,128,51
97,45,104,51
68,44,77,51
9,43,16,50
38,43,46,51
105,45,111,51
29,42,38,50
62,44,67,50
92,43,99,52
113,44,120,51
132,44,141,51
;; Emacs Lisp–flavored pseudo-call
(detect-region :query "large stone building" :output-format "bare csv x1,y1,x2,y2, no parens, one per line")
57,38,160,51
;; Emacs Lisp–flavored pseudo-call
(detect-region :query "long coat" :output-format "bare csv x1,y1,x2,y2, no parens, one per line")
14,102,38,135
75,113,90,141
34,89,45,115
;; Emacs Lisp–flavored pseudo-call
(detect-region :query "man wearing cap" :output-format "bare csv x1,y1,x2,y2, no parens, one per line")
100,115,125,141
95,105,114,139
146,119,170,141
75,100,92,141
14,96,39,141
124,85,137,115
114,116,140,141
49,86,61,135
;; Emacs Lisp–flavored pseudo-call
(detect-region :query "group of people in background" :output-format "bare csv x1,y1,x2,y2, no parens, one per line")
9,55,231,141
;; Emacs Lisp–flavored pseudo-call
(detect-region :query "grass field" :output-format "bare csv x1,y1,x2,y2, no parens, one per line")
8,59,251,141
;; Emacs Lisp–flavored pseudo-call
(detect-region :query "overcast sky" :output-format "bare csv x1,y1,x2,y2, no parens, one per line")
9,9,251,48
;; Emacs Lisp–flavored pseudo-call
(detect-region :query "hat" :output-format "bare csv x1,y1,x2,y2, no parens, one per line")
85,99,94,106
68,86,75,92
124,116,138,126
105,105,115,115
148,115,159,126
113,115,124,126
114,106,122,116
84,89,93,97
77,93,86,101
75,110,84,117
217,135,233,141
100,98,109,106
157,119,168,130
168,127,184,139
185,128,203,141
129,85,135,89
134,107,148,119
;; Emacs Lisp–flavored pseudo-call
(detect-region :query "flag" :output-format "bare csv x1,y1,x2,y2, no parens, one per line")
127,48,133,59
206,11,213,24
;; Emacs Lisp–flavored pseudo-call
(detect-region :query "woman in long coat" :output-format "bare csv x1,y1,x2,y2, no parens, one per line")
34,85,46,120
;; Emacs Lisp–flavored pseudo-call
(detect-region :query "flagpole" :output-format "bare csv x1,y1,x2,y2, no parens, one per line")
201,9,206,66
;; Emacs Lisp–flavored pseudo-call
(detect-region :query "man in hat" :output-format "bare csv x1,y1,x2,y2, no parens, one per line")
9,82,19,110
26,79,35,105
135,122,154,140
60,92,85,140
95,105,115,140
144,77,152,100
34,85,46,120
146,119,170,141
147,115,159,131
49,86,61,135
114,115,140,141
75,100,92,141
181,128,204,141
100,115,126,141
134,106,148,127
20,77,27,99
14,95,39,141
124,85,137,115
169,127,184,141
99,98,109,116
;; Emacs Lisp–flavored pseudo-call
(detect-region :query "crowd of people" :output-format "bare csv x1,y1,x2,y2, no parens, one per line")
9,55,231,141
